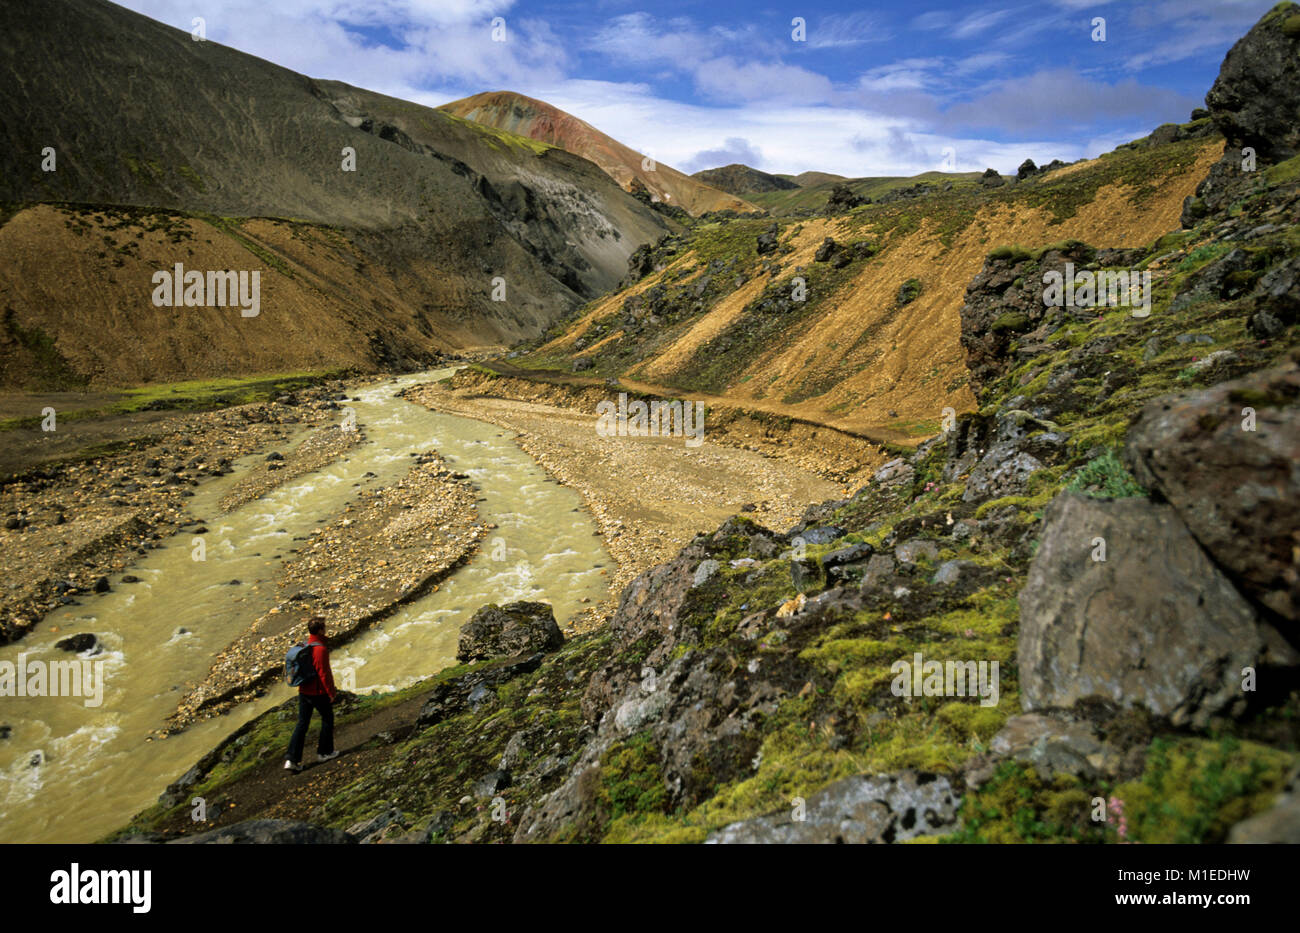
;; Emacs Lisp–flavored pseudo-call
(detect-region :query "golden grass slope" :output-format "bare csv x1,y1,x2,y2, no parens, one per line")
588,141,1221,440
0,205,564,387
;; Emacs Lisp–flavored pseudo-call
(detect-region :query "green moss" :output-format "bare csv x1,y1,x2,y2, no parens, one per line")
988,244,1033,263
1178,241,1232,272
600,731,669,820
1113,736,1295,843
1228,386,1294,409
990,312,1031,334
1151,230,1192,254
2,307,89,390
1063,449,1146,499
947,761,1104,843
177,164,206,193
1265,152,1300,185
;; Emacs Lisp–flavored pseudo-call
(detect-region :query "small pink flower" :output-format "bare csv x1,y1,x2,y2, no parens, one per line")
1108,797,1130,842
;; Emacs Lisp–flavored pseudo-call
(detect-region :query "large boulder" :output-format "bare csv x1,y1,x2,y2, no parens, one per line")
456,601,563,663
1204,3,1300,165
1018,493,1264,728
1184,4,1300,225
958,241,1097,399
1125,356,1300,622
823,183,865,214
705,771,960,843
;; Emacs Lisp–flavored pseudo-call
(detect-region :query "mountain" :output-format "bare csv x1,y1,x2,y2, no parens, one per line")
513,125,1224,438
746,170,983,215
690,164,799,196
439,91,760,216
0,0,674,387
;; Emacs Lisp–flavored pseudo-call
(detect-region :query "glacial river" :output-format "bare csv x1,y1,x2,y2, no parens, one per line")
0,369,612,843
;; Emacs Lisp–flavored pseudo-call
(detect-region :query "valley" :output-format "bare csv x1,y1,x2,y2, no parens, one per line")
1,0,1298,853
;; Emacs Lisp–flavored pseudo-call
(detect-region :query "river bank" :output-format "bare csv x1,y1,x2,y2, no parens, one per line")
0,380,365,645
403,370,866,595
0,369,615,842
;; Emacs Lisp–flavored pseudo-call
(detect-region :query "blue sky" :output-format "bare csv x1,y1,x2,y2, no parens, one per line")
117,0,1274,177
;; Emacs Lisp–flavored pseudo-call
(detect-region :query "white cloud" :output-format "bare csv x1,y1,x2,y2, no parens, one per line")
694,58,836,104
804,11,893,49
107,1,1214,182
530,80,1101,178
115,0,567,97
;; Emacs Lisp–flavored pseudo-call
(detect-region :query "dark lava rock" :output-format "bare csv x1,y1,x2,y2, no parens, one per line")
346,807,405,843
797,526,843,546
706,771,960,843
1019,493,1265,728
1125,355,1300,621
1205,4,1300,164
92,576,110,593
457,601,564,663
1182,5,1300,225
822,543,873,568
824,183,865,214
790,558,822,592
416,653,545,729
474,769,512,798
55,633,99,654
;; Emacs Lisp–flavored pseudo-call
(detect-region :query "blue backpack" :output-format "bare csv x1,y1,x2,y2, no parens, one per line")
285,642,319,687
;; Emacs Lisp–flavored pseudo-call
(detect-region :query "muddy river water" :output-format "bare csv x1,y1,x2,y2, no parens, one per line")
0,369,612,843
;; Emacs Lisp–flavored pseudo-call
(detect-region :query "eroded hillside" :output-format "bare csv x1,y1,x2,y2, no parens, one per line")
440,91,760,216
0,0,674,388
515,134,1224,443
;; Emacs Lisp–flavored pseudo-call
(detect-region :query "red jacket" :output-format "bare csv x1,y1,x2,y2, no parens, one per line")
299,636,336,700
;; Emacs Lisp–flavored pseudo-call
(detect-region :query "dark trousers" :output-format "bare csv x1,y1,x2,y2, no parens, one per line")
286,693,334,763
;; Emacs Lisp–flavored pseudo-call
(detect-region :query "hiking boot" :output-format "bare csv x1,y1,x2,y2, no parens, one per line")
284,760,302,772
317,751,339,762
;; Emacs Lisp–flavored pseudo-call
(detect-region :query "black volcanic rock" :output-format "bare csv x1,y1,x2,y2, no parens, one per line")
1205,3,1300,164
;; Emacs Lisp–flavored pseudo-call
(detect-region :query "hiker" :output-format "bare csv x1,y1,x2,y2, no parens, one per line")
284,617,339,772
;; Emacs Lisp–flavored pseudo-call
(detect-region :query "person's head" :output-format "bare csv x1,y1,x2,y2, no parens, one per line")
307,617,327,639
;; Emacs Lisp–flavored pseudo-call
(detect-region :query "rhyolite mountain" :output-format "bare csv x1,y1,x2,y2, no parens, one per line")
440,91,760,217
0,0,675,387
